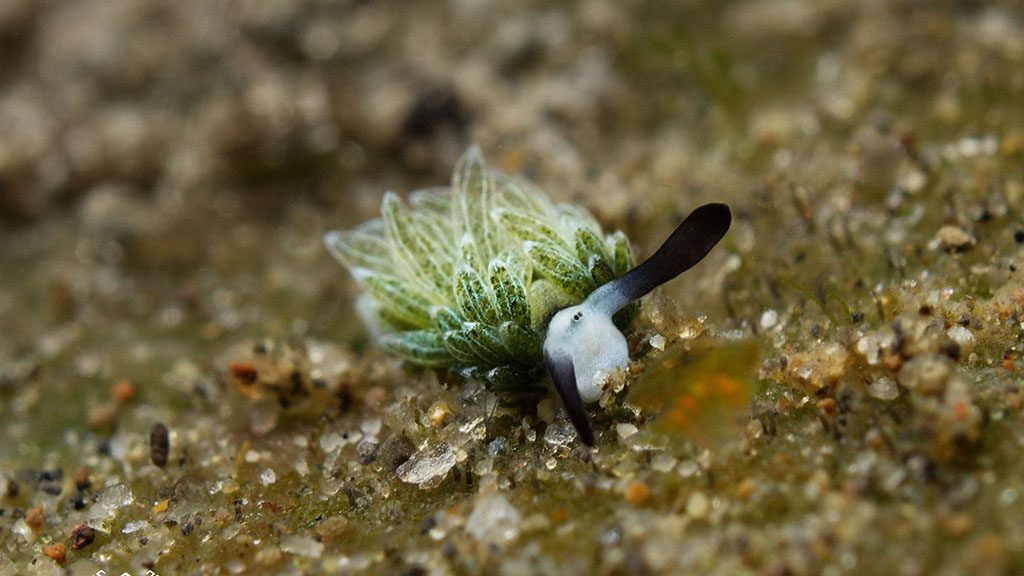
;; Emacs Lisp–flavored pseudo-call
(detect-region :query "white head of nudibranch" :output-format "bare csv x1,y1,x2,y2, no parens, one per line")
543,203,732,446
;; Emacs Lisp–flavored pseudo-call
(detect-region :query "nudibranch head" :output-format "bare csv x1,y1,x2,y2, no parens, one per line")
545,303,629,403
325,146,731,446
543,202,732,444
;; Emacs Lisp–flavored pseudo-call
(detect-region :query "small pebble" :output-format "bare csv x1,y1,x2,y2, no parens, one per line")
678,320,703,340
686,491,710,519
357,440,379,464
315,515,349,539
122,520,146,534
280,534,324,558
649,334,666,351
25,504,45,532
616,423,638,439
379,434,415,472
150,423,170,468
41,542,66,565
934,225,976,252
87,404,119,429
72,466,91,491
947,326,975,353
69,523,96,550
228,361,259,385
5,479,20,498
943,513,974,537
868,377,900,401
624,480,651,505
397,443,456,488
651,453,678,472
111,379,136,404
465,492,521,546
427,402,453,428
735,478,757,499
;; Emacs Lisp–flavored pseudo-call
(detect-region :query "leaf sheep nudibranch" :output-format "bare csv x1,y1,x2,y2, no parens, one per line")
324,146,731,446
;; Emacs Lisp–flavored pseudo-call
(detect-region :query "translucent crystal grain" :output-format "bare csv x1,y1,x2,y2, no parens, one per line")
651,453,678,472
396,443,456,488
281,534,324,558
88,483,134,521
868,377,899,401
466,492,521,546
616,423,638,439
649,334,666,351
544,419,577,447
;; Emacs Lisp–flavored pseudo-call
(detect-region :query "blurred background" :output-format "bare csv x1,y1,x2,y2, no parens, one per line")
2,0,1019,343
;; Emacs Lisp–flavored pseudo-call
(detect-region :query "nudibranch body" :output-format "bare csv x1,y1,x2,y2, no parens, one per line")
325,147,730,445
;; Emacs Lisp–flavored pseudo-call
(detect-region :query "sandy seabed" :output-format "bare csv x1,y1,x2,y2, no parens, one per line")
2,1,1024,575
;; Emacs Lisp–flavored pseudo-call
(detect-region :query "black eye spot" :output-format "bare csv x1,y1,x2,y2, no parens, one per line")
572,312,583,322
